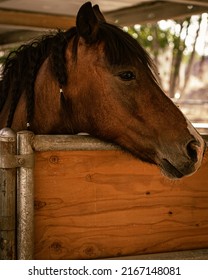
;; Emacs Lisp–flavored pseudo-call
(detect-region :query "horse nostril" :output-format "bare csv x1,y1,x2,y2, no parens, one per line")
186,140,199,163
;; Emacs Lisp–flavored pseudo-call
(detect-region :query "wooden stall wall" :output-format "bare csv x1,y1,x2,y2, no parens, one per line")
34,149,208,260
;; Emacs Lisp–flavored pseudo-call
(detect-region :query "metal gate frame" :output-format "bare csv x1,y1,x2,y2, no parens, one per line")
0,129,34,259
0,128,117,259
0,128,208,260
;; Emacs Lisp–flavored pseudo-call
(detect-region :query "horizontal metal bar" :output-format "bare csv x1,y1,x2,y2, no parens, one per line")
33,135,120,152
108,248,208,260
32,134,208,152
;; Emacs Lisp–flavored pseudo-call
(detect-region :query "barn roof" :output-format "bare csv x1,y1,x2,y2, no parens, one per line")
0,0,207,44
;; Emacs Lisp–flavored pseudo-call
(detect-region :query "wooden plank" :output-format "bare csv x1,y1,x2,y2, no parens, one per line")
34,149,208,260
0,9,75,30
0,30,46,45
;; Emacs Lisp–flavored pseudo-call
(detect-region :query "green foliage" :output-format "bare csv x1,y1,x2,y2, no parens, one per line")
128,24,172,52
126,16,202,97
128,18,193,59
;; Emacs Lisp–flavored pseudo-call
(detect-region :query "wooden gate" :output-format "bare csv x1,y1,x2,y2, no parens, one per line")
1,129,208,259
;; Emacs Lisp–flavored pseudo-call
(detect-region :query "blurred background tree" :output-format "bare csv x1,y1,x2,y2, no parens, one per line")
127,14,207,100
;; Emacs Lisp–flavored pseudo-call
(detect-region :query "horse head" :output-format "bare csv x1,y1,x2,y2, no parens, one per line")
63,2,205,179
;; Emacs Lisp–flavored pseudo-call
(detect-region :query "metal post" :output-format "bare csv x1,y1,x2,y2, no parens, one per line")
0,128,16,260
17,131,34,260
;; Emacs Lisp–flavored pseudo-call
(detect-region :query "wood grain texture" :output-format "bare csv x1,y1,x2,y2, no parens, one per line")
34,150,208,260
0,9,75,30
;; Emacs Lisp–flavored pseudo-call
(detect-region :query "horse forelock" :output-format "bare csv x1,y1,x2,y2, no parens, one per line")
98,23,160,84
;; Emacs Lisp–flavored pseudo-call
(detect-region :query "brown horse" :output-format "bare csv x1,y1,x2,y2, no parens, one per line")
0,2,206,179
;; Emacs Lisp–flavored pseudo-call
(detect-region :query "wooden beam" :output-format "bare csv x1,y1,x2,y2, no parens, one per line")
0,30,46,45
0,1,207,31
164,0,208,7
106,1,208,25
0,9,75,30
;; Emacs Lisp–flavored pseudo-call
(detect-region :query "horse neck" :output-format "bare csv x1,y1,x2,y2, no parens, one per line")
30,58,72,134
0,42,77,134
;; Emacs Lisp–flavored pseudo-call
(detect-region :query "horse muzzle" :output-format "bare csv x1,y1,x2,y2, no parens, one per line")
158,138,206,179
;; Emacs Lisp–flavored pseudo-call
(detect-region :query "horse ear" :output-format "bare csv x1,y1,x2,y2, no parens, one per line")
93,5,106,22
76,2,99,43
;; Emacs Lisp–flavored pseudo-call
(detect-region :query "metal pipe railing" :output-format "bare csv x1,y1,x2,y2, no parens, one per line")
16,130,34,260
0,128,17,260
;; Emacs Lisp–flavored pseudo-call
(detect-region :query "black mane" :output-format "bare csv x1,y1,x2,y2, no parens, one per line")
0,27,77,127
0,23,158,128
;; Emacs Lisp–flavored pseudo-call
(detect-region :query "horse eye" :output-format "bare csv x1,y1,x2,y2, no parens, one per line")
118,71,136,81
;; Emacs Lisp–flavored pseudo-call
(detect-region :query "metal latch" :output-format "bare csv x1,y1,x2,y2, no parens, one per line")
0,154,34,168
